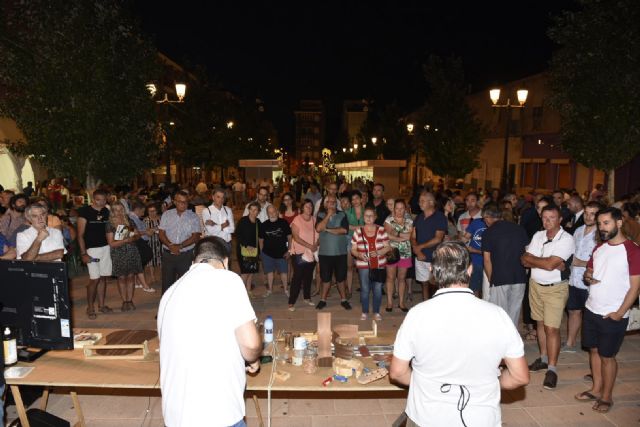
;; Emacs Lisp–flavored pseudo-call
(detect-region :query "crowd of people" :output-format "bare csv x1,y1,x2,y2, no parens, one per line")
1,175,640,423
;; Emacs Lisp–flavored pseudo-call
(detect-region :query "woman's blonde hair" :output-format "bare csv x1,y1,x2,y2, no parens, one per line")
109,202,131,229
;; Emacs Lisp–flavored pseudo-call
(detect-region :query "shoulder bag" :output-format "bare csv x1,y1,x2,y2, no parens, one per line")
386,220,401,264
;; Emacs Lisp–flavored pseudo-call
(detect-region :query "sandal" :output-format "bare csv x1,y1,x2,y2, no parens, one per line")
86,307,97,320
121,302,130,312
592,399,613,413
575,391,600,402
98,305,113,314
522,329,537,341
128,300,136,310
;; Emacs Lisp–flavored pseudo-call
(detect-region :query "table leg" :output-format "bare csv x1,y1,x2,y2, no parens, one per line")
10,385,30,427
39,388,50,411
70,391,86,427
252,395,264,427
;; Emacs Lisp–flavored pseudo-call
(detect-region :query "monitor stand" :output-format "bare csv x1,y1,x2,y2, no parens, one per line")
17,347,48,362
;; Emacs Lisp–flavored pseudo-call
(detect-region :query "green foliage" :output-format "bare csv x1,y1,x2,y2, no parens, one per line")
171,72,277,170
0,0,160,184
417,55,485,179
548,0,640,171
358,103,413,161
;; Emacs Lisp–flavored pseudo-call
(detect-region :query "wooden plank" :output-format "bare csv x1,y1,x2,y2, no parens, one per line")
10,385,30,427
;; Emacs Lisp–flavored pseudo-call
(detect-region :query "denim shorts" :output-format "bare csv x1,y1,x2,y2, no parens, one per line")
261,253,288,274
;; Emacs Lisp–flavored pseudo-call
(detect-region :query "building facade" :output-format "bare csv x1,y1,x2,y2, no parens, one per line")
294,100,324,164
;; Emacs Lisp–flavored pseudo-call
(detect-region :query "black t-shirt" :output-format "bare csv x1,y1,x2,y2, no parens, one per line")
78,205,110,248
369,200,390,227
482,220,529,286
259,218,291,258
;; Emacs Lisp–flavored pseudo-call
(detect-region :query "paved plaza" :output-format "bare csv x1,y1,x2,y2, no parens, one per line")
4,266,640,427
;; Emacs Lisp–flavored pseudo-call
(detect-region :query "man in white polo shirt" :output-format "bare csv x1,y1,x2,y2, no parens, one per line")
16,203,66,262
391,241,529,427
575,207,640,413
521,204,575,390
202,187,235,256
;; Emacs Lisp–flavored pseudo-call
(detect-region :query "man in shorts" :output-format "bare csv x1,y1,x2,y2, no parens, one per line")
576,207,640,413
315,195,351,310
78,190,113,319
411,191,447,300
521,204,575,389
562,201,600,353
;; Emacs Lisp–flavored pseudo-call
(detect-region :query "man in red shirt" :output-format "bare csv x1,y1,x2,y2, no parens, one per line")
577,207,640,413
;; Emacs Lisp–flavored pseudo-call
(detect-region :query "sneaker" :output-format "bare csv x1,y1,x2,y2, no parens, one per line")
529,357,548,372
265,290,272,298
284,289,290,298
142,287,156,293
135,283,143,289
288,306,295,312
543,370,558,389
316,300,327,310
560,344,577,353
304,299,315,306
373,313,383,321
340,300,352,310
360,313,368,321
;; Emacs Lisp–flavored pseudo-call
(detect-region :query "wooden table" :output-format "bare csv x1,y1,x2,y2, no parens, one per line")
5,329,161,427
6,329,404,426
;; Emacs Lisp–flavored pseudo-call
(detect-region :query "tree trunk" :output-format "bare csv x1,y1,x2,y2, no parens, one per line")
608,168,615,202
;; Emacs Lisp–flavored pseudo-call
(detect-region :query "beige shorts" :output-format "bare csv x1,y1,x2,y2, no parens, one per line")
529,278,569,328
87,245,113,279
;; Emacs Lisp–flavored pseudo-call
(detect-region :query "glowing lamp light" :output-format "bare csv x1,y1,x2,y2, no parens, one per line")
517,89,528,106
227,121,234,129
406,123,414,133
489,89,501,105
371,137,377,145
175,83,186,101
146,83,157,97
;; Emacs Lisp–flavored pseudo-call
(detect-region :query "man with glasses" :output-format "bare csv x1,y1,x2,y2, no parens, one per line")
159,190,202,294
521,204,575,390
243,186,272,223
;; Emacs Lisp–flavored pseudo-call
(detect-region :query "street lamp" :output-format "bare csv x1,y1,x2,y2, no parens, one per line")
371,137,377,145
406,123,419,189
147,82,187,184
489,87,528,192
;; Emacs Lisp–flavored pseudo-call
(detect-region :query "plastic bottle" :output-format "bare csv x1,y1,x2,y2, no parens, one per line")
264,315,273,344
4,326,17,365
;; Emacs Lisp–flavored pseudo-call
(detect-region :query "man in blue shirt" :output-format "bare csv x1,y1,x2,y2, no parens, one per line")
411,191,448,301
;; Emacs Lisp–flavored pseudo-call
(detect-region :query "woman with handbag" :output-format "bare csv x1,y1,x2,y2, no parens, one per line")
288,199,318,311
384,199,413,312
351,206,391,321
236,201,261,296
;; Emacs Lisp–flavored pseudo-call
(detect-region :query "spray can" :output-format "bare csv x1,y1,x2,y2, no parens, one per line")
4,326,17,365
264,315,273,344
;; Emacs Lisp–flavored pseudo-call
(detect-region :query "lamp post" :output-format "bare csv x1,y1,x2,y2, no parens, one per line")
489,87,528,193
407,123,419,189
147,82,187,184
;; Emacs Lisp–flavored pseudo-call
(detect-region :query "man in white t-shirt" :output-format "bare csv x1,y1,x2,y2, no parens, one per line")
391,242,529,427
202,188,235,255
158,236,261,427
521,204,575,390
16,204,66,262
576,207,640,413
562,201,600,353
456,192,481,237
243,186,271,223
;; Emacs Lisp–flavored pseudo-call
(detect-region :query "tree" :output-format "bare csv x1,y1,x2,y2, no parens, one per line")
417,55,485,180
358,102,413,161
548,0,640,193
0,0,160,186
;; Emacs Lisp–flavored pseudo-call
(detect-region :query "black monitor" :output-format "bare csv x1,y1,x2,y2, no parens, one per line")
0,260,74,355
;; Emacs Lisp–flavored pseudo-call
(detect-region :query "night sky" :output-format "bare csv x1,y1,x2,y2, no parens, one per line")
131,1,576,151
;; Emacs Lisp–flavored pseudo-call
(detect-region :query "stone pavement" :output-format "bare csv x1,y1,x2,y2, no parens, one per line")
5,266,640,426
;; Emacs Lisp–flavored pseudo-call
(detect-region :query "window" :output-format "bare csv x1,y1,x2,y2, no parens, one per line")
537,163,547,188
522,163,536,187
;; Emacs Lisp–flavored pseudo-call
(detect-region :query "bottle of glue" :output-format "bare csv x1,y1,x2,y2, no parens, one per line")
264,315,274,344
4,326,18,365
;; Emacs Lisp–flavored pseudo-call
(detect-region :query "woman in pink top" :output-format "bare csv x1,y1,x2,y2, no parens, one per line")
288,199,318,310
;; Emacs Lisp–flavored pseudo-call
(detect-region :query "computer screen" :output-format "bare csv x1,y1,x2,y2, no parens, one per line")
0,260,73,351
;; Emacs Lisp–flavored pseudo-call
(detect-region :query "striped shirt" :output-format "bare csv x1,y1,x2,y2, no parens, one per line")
351,225,389,269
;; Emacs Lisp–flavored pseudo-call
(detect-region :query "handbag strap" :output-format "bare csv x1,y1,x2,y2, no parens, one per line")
360,227,372,268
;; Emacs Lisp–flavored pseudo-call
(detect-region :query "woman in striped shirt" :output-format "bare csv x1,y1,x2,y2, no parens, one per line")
351,206,391,321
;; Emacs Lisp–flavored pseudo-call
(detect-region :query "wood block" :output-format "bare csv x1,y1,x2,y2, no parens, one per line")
318,356,333,367
333,324,359,340
334,339,354,360
358,345,371,357
357,367,388,384
317,312,332,359
333,357,364,377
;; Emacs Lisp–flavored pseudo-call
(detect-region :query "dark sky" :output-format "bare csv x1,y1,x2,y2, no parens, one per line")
131,1,576,150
